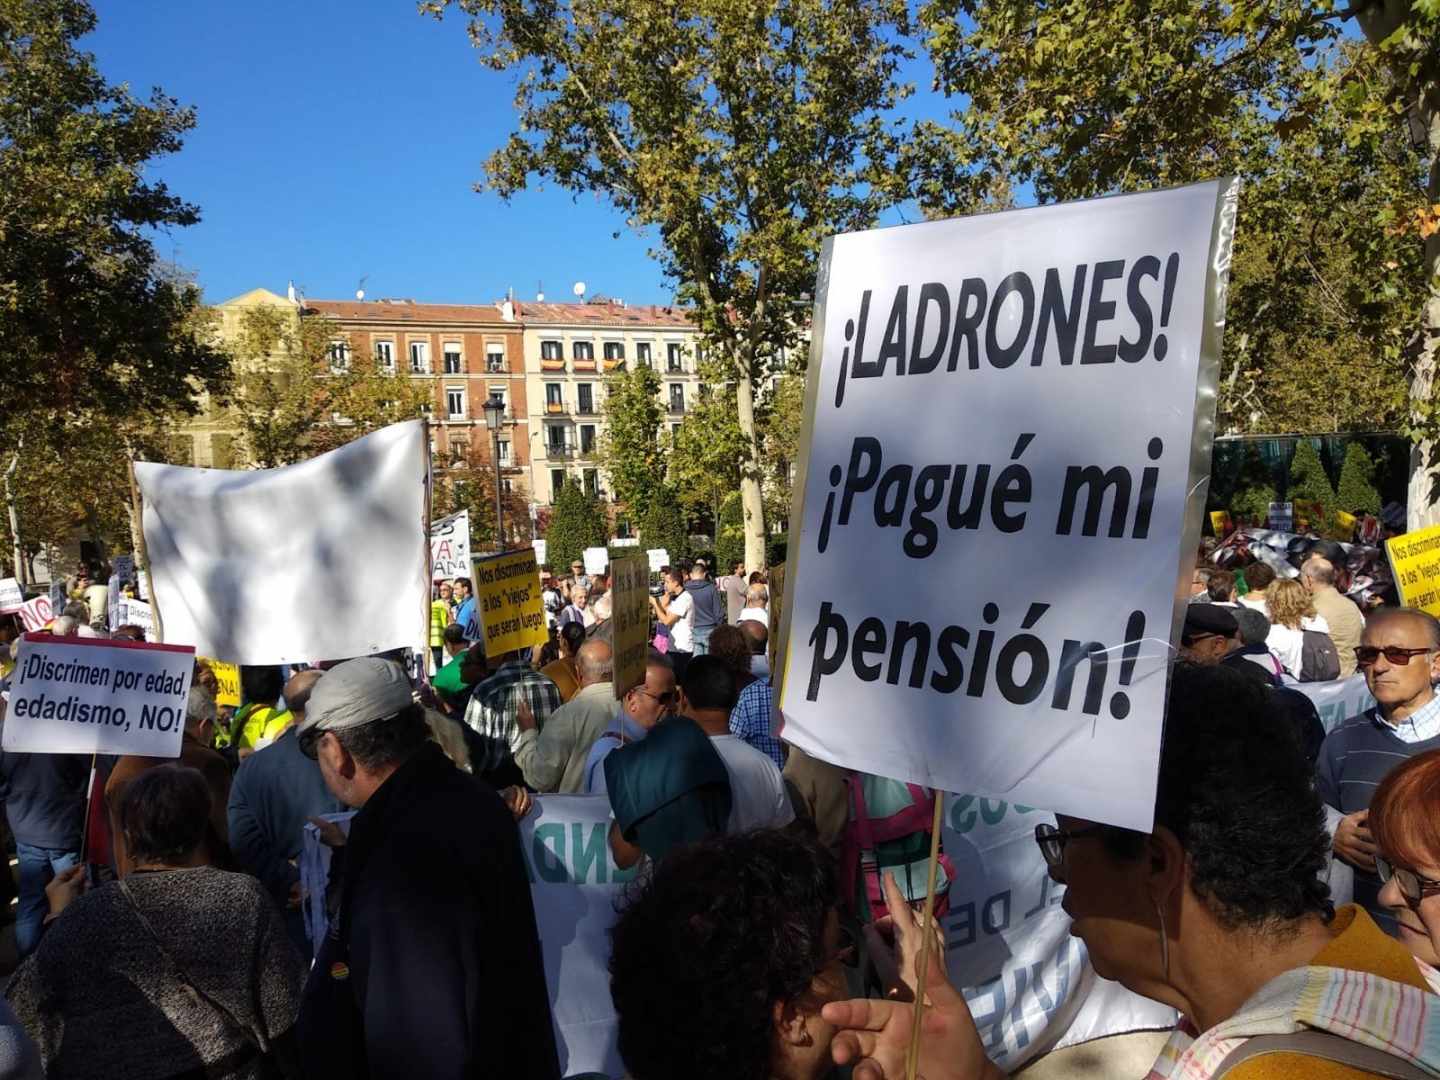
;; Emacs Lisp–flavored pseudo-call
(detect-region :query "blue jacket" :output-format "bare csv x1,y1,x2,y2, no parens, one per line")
684,579,724,631
0,751,88,850
456,596,480,641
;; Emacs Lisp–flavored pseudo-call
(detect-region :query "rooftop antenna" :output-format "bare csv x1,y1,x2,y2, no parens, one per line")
573,281,586,303
356,275,369,302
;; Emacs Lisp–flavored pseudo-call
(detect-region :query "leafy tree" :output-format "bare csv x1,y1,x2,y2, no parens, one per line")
911,1,1433,503
1229,444,1278,528
667,387,750,535
756,371,807,531
543,480,610,572
433,441,531,553
1287,439,1337,534
636,493,687,563
0,0,229,442
714,492,746,570
1336,441,1382,516
596,363,666,512
427,0,914,568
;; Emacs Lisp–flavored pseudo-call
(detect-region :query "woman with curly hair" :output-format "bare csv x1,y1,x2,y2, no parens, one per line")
1264,577,1332,679
822,664,1440,1079
609,828,853,1080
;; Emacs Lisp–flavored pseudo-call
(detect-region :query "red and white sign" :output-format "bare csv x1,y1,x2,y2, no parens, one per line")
16,596,52,631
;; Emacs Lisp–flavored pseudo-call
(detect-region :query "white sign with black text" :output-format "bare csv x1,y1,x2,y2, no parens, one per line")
778,181,1237,831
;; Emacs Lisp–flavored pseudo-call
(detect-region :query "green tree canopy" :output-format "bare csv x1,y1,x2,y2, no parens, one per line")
1230,444,1278,527
544,480,610,571
636,492,687,563
1336,441,1382,516
1287,439,1338,534
596,363,666,512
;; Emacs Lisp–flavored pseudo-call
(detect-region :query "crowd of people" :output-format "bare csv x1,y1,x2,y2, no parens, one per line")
2,542,1440,1078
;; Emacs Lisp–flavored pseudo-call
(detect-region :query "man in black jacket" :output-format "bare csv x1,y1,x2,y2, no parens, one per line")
295,657,558,1079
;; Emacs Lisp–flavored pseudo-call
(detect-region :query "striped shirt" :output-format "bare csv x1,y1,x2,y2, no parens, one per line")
1317,703,1440,933
463,659,563,776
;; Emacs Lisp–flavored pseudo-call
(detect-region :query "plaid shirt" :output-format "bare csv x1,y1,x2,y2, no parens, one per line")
729,677,784,768
1376,693,1440,744
463,658,563,774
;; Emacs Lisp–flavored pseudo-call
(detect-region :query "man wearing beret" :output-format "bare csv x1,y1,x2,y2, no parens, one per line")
295,657,558,1079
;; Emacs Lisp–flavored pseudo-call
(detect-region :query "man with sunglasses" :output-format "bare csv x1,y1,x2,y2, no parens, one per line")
582,653,676,796
1317,607,1440,934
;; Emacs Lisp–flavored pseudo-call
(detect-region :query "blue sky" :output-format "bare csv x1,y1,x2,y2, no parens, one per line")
86,1,945,309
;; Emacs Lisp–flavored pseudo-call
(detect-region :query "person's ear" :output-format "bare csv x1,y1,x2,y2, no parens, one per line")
676,688,692,715
773,998,813,1049
1145,825,1186,910
317,732,355,779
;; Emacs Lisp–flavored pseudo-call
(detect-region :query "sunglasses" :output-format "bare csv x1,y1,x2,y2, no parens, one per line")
1355,646,1435,667
631,687,677,707
1034,822,1104,873
1377,856,1440,911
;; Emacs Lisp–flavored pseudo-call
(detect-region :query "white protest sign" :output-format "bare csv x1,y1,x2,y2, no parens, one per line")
646,548,669,573
532,538,547,565
430,510,472,580
582,546,609,577
3,633,194,756
939,794,1177,1070
0,578,23,610
1267,501,1293,533
611,537,639,548
778,180,1237,831
116,598,154,641
16,596,52,632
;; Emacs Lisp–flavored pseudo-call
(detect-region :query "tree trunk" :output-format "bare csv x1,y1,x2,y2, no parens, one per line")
737,271,770,571
1354,2,1440,530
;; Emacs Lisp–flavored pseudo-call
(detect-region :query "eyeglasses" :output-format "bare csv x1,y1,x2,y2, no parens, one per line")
1377,855,1440,910
1355,646,1435,667
298,727,323,760
1034,822,1104,873
630,686,677,707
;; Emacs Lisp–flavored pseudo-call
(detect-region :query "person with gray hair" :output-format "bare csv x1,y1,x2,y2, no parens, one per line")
1303,556,1364,677
514,638,616,793
738,583,769,628
1231,606,1285,683
105,685,233,876
294,657,557,1078
59,600,102,638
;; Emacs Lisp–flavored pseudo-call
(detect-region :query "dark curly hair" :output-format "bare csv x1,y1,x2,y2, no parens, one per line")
1101,663,1332,931
609,829,836,1080
119,764,212,866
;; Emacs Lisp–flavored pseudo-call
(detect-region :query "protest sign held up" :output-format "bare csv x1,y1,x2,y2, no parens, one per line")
609,556,650,697
116,598,154,640
474,548,549,656
645,548,669,573
430,510,472,580
582,546,608,577
3,633,195,757
779,180,1238,831
199,657,242,707
1386,522,1440,617
0,577,23,610
16,595,53,632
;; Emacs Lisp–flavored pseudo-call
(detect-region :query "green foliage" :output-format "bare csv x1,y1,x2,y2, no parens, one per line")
636,492,687,562
667,388,749,526
433,442,530,553
0,0,229,443
1230,445,1278,526
596,363,666,511
544,480,610,572
715,492,746,570
1336,441,1382,516
909,1,1431,438
757,372,807,529
1287,439,1337,533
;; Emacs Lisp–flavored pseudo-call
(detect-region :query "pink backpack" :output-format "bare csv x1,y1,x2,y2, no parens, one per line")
840,774,955,923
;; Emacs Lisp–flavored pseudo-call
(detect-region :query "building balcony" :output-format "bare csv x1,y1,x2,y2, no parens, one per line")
577,444,596,459
485,360,507,374
545,444,576,460
573,359,597,372
545,401,569,415
576,404,597,416
603,358,625,372
541,358,566,372
668,403,686,416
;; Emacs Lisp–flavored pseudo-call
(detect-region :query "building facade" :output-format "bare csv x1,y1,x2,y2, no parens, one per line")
518,300,701,505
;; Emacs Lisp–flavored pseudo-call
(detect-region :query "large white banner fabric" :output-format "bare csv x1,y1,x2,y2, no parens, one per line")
778,181,1237,831
135,421,429,664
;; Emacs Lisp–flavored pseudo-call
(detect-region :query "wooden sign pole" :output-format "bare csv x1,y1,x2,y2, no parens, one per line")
905,793,947,1080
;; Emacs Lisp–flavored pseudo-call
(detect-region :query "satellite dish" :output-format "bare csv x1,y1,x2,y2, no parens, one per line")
356,289,366,301
356,275,368,302
573,281,586,299
536,292,545,302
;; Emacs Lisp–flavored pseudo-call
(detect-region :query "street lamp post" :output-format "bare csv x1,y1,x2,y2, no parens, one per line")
483,394,506,549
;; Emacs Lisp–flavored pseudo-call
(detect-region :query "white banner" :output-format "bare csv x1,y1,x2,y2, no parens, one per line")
0,578,22,610
582,547,609,577
533,538,548,566
2,633,194,756
940,794,1177,1071
135,421,429,665
431,510,472,580
116,598,154,641
646,548,669,573
301,796,628,1079
779,181,1236,831
1291,673,1374,735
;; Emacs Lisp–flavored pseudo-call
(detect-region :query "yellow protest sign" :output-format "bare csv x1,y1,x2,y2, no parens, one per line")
610,556,650,698
199,658,241,706
473,548,548,657
1328,510,1357,541
1387,525,1440,617
1209,510,1232,537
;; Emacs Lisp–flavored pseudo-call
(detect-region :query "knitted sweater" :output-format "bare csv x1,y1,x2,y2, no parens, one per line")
5,867,304,1079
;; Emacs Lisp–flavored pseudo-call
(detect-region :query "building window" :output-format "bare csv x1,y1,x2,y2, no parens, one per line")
486,345,505,373
546,383,563,411
671,422,682,438
584,469,599,497
487,385,506,407
541,340,563,362
603,341,624,361
667,343,684,372
546,424,568,453
449,438,468,464
669,384,684,412
328,339,351,372
636,342,652,367
409,341,429,373
577,383,594,414
374,340,395,371
502,478,513,493
580,424,596,454
446,387,467,419
551,469,566,494
443,343,463,374
573,340,594,361
497,439,511,464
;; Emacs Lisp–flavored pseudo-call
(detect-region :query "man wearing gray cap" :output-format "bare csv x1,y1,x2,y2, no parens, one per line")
294,657,558,1079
